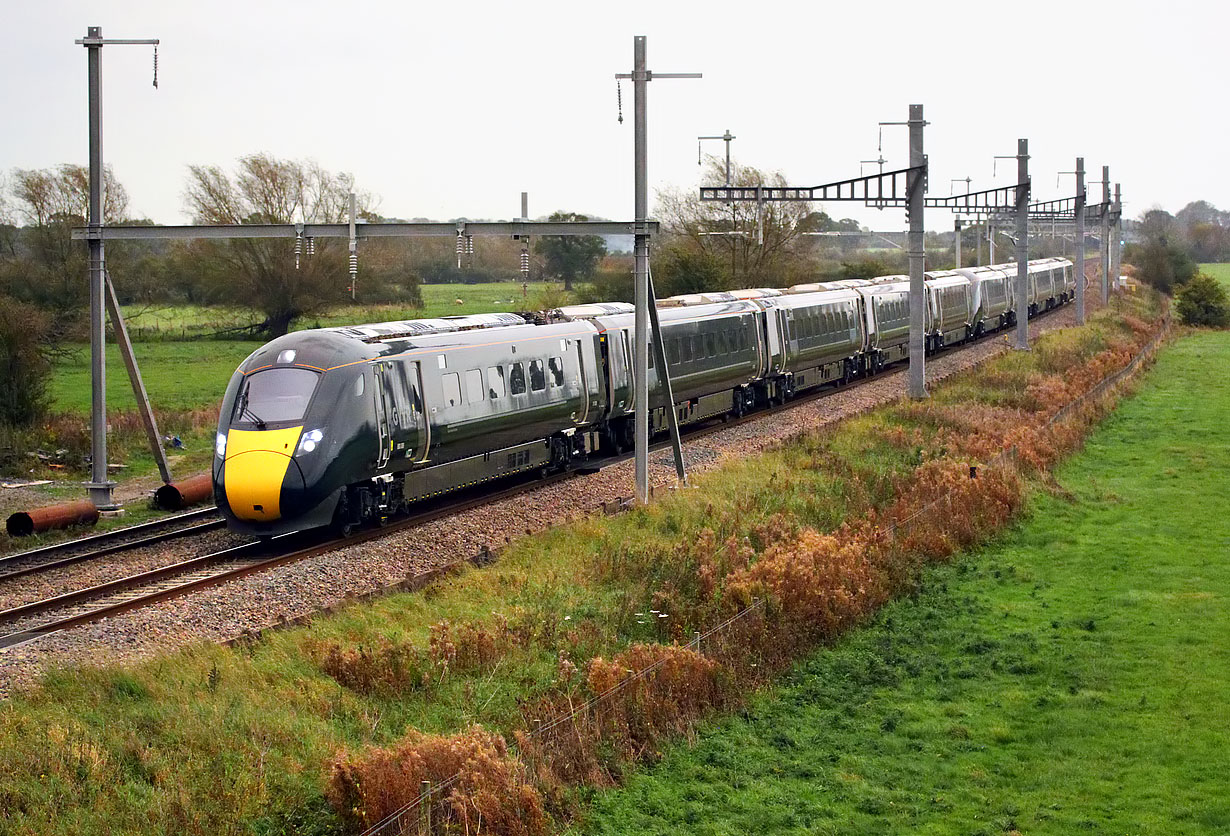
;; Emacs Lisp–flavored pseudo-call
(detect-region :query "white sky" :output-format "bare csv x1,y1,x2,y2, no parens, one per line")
1,0,1224,230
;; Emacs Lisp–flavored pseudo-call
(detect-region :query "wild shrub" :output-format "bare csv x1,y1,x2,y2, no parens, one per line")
1176,272,1230,327
317,639,429,695
328,725,546,836
0,295,52,426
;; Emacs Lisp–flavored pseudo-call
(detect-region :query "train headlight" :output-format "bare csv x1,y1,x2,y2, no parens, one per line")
297,429,324,455
215,432,227,458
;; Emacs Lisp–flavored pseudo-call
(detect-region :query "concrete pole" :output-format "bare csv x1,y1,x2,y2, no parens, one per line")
988,220,996,264
521,191,528,220
1075,157,1086,325
1101,165,1111,304
85,26,115,509
633,35,650,504
954,218,962,269
906,104,927,400
1111,182,1122,292
976,219,983,266
1014,139,1030,351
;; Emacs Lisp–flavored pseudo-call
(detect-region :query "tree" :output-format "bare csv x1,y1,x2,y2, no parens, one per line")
0,295,51,426
1127,209,1197,294
534,211,607,291
183,154,373,337
1175,273,1229,327
656,159,814,288
2,164,130,320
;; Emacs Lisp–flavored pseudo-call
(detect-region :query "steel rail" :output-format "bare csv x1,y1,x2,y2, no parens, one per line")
0,511,224,581
1,506,219,566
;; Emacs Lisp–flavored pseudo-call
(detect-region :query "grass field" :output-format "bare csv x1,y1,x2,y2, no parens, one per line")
1198,262,1230,292
574,330,1230,836
116,281,571,340
47,341,262,414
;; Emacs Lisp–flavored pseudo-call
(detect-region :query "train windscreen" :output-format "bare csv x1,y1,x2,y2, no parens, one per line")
231,368,320,427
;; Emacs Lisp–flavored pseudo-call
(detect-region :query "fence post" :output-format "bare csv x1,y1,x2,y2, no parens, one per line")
420,780,431,833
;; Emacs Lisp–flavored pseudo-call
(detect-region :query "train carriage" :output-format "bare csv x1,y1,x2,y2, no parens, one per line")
588,301,764,433
923,271,974,350
957,266,1014,334
756,288,865,394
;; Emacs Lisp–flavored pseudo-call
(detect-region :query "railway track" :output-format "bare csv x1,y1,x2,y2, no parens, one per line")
0,305,1065,651
0,506,225,582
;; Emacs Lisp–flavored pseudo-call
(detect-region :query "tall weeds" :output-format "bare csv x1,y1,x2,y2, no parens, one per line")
323,296,1165,835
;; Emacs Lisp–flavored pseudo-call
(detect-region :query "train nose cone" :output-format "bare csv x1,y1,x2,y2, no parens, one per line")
222,427,304,522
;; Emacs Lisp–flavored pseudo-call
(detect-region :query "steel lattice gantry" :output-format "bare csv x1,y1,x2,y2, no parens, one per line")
700,104,931,398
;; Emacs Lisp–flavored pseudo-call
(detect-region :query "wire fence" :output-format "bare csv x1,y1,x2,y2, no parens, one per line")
360,313,1171,836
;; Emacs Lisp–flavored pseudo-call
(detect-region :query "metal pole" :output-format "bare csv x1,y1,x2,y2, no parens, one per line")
647,267,686,484
1014,139,1030,351
1101,165,1110,304
906,104,927,400
988,220,996,264
954,218,962,269
633,35,650,504
1111,182,1122,292
976,219,983,266
723,129,732,186
85,26,114,509
104,274,171,484
521,191,529,221
1075,157,1086,324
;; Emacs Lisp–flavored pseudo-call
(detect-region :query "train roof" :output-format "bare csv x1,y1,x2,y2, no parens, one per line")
325,312,528,343
550,302,636,321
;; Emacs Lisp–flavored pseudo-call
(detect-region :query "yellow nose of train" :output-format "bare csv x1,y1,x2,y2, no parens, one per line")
223,427,302,521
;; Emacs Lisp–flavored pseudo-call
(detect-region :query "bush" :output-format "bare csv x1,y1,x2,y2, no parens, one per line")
1175,273,1230,327
0,295,52,426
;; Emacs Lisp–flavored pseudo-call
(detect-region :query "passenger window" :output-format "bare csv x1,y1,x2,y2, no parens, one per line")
465,369,484,403
705,333,717,357
668,338,680,365
509,362,526,395
529,359,546,392
487,366,506,399
442,372,462,408
681,337,693,363
548,357,564,387
691,335,702,359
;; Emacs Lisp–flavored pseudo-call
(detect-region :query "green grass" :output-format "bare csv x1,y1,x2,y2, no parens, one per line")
116,282,571,340
1197,262,1230,292
48,341,261,414
574,330,1230,836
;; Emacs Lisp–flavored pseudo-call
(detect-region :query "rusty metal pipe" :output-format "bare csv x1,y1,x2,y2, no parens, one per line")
153,473,213,511
6,501,100,537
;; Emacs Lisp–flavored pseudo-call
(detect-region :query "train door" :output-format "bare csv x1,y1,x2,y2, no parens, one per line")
573,339,590,425
374,360,428,466
372,363,392,469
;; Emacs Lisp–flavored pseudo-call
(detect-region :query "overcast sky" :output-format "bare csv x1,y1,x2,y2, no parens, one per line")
1,0,1223,231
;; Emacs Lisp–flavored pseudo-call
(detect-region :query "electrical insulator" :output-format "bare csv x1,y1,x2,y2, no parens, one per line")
465,235,474,255
306,237,315,256
294,234,302,270
349,253,358,276
520,249,530,276
455,233,464,269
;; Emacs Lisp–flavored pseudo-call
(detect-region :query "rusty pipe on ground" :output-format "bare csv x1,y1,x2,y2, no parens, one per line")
6,500,100,537
153,473,213,511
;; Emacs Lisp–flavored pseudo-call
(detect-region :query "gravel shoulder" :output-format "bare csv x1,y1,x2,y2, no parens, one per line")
0,302,1096,699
